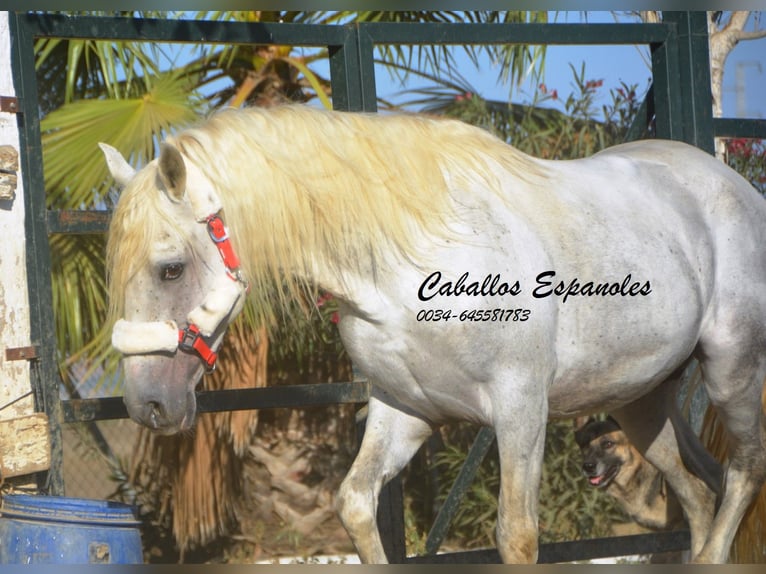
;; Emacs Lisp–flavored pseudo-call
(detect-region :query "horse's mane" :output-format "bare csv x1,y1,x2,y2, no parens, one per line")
107,105,545,325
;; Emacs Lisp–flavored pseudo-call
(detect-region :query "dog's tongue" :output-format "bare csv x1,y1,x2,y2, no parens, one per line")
589,475,605,486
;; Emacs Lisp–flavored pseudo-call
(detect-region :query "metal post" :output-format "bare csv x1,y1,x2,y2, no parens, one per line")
8,11,65,495
650,19,683,141
662,11,715,153
337,26,406,561
329,24,377,113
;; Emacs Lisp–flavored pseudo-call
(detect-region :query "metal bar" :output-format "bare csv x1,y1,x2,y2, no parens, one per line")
424,426,495,555
5,345,40,361
328,25,366,112
361,22,672,46
378,472,407,563
9,11,65,496
47,209,111,234
623,84,655,143
196,380,370,412
538,530,690,564
328,28,356,112
408,530,691,564
0,95,20,113
663,12,715,153
22,15,673,48
650,25,683,142
61,381,371,423
354,24,378,113
714,118,766,139
21,13,348,47
340,25,407,564
60,396,127,422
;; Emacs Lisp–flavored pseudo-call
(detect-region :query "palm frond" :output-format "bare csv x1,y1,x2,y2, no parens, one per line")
50,234,108,357
296,11,547,90
36,33,167,108
42,71,202,210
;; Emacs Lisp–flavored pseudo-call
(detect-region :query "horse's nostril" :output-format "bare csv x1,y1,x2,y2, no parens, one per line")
147,400,164,429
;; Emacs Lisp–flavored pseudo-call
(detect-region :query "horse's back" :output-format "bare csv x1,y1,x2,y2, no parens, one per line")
594,138,763,212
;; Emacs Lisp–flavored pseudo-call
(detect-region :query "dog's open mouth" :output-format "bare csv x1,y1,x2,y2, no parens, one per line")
587,465,619,488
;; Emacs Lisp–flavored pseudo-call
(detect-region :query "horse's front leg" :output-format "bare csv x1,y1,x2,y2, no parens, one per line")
492,381,548,563
336,391,432,563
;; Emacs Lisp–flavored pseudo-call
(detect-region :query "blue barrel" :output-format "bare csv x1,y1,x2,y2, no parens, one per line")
0,494,143,564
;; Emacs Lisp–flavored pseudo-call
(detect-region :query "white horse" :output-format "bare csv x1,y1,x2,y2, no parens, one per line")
101,104,766,563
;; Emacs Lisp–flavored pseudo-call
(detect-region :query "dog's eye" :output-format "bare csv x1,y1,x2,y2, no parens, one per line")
160,262,185,281
601,439,614,449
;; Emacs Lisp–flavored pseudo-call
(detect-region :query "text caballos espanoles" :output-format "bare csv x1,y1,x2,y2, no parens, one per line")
417,271,652,304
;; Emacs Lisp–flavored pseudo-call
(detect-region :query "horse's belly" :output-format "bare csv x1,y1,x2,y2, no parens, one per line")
338,313,502,425
547,366,679,418
546,290,704,417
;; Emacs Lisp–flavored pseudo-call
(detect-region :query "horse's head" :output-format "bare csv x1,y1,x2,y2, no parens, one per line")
101,142,247,434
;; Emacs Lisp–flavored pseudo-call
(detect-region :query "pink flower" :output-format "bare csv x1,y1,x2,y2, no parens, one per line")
585,79,604,91
331,312,340,324
317,292,334,307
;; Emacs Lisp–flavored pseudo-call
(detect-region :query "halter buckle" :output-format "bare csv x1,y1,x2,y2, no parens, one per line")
206,214,242,272
178,324,218,373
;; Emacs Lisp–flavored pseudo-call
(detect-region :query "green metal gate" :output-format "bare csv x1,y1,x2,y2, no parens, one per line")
8,10,766,563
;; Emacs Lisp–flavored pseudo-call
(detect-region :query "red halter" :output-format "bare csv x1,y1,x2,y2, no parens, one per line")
177,214,248,371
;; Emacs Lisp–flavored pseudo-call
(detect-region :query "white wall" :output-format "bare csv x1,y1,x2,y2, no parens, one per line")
0,11,35,422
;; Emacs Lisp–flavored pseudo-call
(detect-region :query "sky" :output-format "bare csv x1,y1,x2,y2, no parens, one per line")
368,11,766,120
147,10,766,123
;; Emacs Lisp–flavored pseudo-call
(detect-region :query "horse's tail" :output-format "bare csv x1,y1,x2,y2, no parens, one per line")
700,381,766,563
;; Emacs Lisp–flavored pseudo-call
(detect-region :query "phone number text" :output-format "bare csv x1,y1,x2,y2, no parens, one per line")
416,308,531,322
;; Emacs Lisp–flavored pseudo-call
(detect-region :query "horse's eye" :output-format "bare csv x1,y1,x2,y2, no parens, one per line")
160,263,184,281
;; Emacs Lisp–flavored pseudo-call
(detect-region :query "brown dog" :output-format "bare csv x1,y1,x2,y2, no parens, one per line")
574,416,686,531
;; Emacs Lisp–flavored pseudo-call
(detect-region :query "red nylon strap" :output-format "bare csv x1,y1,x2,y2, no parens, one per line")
172,213,246,371
178,324,217,371
206,215,241,272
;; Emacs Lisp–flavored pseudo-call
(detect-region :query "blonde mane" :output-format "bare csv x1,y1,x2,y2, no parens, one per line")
108,105,544,325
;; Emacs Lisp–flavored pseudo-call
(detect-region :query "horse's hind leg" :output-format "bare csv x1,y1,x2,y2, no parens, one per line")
336,390,432,563
611,369,721,560
693,317,766,563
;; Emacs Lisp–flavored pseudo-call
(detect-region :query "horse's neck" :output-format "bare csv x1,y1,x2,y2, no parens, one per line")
306,254,417,321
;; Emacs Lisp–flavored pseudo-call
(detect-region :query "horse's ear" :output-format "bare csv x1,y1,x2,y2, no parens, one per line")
99,142,136,188
158,143,187,203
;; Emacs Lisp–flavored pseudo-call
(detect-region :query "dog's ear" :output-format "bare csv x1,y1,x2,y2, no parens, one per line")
573,416,597,447
573,427,585,447
605,415,622,429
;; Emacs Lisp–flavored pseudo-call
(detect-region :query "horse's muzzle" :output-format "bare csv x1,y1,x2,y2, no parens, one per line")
124,390,196,435
121,355,200,434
